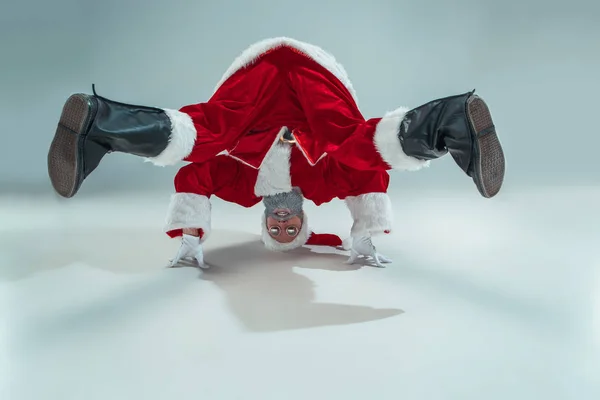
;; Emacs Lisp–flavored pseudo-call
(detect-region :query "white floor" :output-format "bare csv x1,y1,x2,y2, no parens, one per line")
1,186,599,400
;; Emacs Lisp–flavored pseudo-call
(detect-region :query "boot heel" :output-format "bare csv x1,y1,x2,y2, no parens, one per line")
47,94,97,198
467,96,505,198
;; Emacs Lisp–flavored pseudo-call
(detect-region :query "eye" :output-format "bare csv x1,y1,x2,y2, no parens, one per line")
269,226,280,236
286,226,299,237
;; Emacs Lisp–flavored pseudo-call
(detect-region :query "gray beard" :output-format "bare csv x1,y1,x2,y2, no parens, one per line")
263,187,304,221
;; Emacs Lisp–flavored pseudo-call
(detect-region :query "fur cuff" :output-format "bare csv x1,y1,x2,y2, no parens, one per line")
164,193,211,242
345,193,393,237
145,109,196,166
373,107,430,171
261,212,310,252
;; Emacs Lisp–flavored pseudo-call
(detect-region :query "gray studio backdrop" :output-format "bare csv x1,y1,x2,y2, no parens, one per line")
1,0,598,195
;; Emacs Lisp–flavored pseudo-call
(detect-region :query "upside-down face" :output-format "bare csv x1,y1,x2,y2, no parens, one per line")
262,188,304,244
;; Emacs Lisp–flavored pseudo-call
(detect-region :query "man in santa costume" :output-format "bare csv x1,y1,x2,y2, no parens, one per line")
47,37,505,268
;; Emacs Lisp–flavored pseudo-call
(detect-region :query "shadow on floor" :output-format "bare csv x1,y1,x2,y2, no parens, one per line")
196,236,404,332
3,228,403,340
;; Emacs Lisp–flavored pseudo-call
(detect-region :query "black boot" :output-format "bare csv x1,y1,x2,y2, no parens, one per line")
399,91,505,198
47,86,173,198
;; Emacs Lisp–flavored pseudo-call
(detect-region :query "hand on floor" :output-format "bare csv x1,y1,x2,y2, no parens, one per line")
345,236,392,268
169,234,208,269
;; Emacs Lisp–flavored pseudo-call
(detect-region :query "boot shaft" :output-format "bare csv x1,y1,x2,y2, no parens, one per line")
399,91,476,175
88,91,172,158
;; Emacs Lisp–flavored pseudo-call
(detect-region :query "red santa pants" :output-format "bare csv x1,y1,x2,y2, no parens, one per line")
160,46,427,173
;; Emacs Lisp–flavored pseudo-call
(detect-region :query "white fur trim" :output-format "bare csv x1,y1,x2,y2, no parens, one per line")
261,212,310,252
254,127,293,197
214,37,358,104
145,109,196,166
164,193,211,242
345,193,393,237
374,107,431,171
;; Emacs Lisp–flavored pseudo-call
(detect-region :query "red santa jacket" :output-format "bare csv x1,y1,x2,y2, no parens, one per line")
164,130,394,246
148,38,430,247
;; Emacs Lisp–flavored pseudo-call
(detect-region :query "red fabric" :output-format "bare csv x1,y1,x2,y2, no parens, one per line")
167,229,183,239
305,233,343,247
173,157,261,207
172,151,388,208
167,228,204,239
168,152,389,238
180,46,392,171
168,45,393,240
289,148,389,206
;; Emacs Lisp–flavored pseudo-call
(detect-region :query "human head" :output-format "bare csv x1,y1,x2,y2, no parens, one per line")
261,187,310,251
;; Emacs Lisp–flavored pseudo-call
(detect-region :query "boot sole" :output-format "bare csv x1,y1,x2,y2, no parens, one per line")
467,96,505,198
47,94,97,198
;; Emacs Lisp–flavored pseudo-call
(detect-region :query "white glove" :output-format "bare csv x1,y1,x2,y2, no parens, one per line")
169,234,207,269
345,236,392,268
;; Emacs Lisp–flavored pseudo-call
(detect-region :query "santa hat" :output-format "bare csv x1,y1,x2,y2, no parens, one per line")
261,212,343,251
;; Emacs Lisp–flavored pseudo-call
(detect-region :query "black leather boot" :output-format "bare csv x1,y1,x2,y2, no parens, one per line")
399,91,505,198
47,86,173,198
